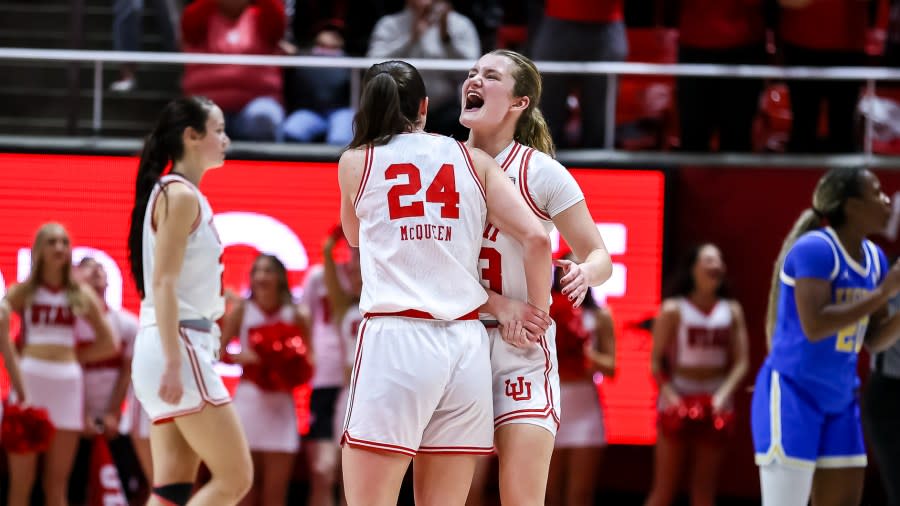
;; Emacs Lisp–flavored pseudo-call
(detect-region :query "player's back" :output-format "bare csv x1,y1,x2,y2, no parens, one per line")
354,133,488,320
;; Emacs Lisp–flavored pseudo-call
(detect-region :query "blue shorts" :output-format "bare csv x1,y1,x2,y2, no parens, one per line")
751,362,867,469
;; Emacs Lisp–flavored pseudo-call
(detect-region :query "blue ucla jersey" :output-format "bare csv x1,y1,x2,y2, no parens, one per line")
767,227,888,412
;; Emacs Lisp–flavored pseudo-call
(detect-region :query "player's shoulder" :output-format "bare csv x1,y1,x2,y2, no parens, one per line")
522,146,568,177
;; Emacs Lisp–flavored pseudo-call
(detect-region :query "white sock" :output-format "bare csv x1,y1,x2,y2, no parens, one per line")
759,462,814,506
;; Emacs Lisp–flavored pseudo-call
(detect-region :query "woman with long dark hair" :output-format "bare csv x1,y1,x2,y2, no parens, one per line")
127,96,252,506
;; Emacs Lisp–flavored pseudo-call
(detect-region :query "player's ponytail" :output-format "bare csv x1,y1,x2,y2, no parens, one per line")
349,61,427,149
128,96,213,297
764,166,867,344
490,49,556,157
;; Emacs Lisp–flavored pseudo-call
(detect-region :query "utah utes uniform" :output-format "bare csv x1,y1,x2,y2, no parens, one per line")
480,141,584,435
342,133,494,456
665,298,733,404
18,286,85,431
131,173,229,423
233,301,300,452
753,227,886,472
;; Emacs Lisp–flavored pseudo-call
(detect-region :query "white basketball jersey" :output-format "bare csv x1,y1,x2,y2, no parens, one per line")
22,286,77,347
675,298,733,368
354,133,488,320
240,300,296,348
300,266,346,387
139,174,225,326
340,304,363,369
479,142,584,306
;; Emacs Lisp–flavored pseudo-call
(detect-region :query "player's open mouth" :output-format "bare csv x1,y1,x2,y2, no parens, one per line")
464,91,484,112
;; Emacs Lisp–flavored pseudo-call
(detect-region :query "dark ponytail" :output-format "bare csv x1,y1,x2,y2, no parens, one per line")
349,60,427,149
128,96,214,297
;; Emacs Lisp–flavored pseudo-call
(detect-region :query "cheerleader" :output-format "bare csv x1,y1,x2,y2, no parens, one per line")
0,223,117,506
221,254,311,506
646,243,749,506
547,260,616,506
127,96,252,506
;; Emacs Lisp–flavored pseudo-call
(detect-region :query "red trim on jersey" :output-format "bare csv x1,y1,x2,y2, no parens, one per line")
151,397,231,425
342,318,369,439
179,327,212,400
493,334,560,429
518,148,552,221
150,180,202,233
500,142,521,171
341,432,417,457
363,309,479,321
353,145,374,208
456,141,486,202
418,445,495,455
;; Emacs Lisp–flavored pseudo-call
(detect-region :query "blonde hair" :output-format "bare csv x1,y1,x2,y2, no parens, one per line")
23,223,88,314
764,167,867,344
489,49,555,157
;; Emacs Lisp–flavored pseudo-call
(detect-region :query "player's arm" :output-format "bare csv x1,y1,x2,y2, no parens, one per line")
712,301,749,412
474,148,552,314
586,306,616,378
152,184,201,403
480,289,552,346
338,148,365,247
323,228,354,321
76,287,119,363
0,285,26,403
651,299,680,405
554,201,613,307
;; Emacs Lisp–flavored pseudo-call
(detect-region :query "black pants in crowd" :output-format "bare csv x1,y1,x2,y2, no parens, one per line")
677,44,766,152
782,45,865,153
863,372,900,506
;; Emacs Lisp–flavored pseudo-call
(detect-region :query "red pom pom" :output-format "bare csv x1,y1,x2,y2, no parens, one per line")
244,322,314,392
2,403,56,454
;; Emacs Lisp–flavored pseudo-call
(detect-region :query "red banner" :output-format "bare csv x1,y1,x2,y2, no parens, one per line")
0,153,664,444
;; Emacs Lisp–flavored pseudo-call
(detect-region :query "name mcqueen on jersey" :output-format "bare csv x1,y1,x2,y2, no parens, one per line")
399,223,454,242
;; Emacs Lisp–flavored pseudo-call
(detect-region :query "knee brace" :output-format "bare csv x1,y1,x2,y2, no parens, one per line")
152,482,193,506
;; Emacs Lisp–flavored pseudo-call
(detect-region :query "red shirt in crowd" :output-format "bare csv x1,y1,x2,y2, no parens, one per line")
546,0,623,23
181,0,285,113
679,0,767,49
780,0,869,51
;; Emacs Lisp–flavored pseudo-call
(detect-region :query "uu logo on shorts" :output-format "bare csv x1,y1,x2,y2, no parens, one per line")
504,376,532,401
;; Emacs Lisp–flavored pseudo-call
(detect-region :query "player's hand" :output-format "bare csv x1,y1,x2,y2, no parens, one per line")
555,259,589,308
494,296,552,346
158,362,184,405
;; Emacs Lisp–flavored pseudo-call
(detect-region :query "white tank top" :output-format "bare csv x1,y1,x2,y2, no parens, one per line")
675,298,733,369
240,300,295,348
301,266,346,388
139,174,225,326
22,286,77,347
340,304,363,369
479,142,584,309
354,133,488,320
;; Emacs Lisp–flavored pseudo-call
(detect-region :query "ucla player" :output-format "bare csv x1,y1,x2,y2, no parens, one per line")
338,60,553,506
753,167,900,505
221,254,310,506
646,243,749,506
127,97,252,506
459,49,613,506
0,223,117,506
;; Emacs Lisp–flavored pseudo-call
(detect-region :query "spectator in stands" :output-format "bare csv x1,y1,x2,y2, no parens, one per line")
367,0,481,139
531,0,628,148
111,0,181,92
665,0,768,152
282,21,354,145
779,0,878,153
181,0,287,142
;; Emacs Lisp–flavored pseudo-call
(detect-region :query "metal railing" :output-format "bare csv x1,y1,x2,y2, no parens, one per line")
3,47,900,166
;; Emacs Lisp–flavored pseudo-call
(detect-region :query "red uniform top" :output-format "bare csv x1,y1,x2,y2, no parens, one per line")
546,0,624,23
679,0,767,49
780,0,869,51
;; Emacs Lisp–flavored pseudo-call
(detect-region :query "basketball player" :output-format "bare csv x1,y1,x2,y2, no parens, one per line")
127,96,252,506
646,243,749,506
0,223,117,506
458,49,613,505
753,167,900,505
337,60,553,506
221,254,310,506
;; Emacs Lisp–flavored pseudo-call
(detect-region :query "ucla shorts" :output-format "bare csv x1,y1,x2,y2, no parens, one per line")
751,363,866,469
